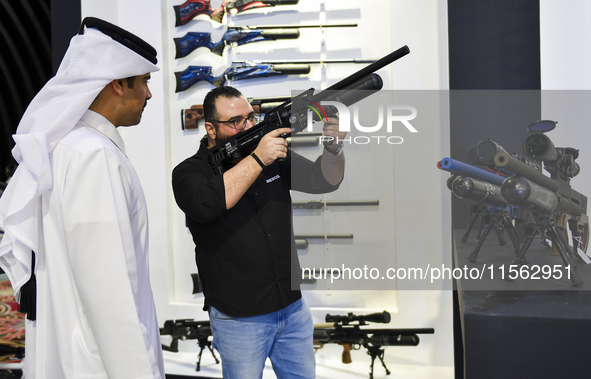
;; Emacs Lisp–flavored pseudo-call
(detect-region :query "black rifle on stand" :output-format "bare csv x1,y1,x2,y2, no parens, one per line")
160,319,219,371
313,311,434,379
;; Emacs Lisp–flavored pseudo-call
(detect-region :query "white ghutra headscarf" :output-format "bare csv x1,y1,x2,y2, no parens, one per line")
0,18,159,303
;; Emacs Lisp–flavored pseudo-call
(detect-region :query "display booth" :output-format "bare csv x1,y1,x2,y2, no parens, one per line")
75,0,454,377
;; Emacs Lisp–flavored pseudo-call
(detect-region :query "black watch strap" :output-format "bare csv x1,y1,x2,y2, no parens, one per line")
251,151,266,169
324,143,343,155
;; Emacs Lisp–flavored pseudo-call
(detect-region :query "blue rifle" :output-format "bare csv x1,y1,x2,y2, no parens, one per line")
174,0,299,26
175,58,376,92
174,23,357,58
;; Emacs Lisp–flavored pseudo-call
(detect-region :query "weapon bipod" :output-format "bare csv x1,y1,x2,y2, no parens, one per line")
511,221,583,287
467,207,521,263
366,345,390,379
195,338,219,371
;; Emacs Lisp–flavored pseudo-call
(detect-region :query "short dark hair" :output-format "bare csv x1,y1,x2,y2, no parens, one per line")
203,86,243,124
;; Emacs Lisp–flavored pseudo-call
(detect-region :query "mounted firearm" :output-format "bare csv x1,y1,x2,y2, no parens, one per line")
159,319,219,371
495,120,589,286
175,63,309,92
206,45,411,175
448,174,522,262
175,59,376,92
175,23,357,58
438,138,540,247
174,0,299,26
313,311,434,379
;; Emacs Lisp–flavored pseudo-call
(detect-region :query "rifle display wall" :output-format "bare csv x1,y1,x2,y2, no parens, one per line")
157,0,453,375
166,0,399,309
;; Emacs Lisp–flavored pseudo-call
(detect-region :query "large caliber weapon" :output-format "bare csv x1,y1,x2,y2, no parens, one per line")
175,24,357,58
438,154,512,246
174,0,299,26
438,140,535,261
313,311,434,379
495,120,588,286
206,45,411,175
175,59,376,92
159,319,219,371
448,175,523,262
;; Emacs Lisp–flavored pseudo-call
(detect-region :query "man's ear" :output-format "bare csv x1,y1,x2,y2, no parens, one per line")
204,121,216,140
110,79,125,96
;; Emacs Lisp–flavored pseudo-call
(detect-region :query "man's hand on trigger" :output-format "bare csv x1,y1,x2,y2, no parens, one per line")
253,127,291,166
322,117,346,148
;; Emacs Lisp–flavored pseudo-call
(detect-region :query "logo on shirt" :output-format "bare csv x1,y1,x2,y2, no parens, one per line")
266,175,280,184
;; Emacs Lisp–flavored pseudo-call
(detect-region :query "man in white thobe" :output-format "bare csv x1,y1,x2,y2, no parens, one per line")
0,17,164,378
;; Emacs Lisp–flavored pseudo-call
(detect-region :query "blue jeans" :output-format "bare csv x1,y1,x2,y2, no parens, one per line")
208,298,315,379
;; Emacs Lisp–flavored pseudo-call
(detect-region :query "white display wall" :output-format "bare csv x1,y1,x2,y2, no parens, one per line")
81,0,453,376
540,0,591,205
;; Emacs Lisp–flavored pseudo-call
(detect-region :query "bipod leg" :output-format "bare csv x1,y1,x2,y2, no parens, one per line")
196,345,204,371
468,214,495,262
494,220,507,246
509,227,537,270
367,346,390,378
549,225,584,287
461,205,482,243
195,339,220,371
477,212,486,241
208,345,220,364
501,216,520,250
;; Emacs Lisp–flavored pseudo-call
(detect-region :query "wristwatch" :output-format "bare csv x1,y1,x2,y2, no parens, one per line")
324,143,343,156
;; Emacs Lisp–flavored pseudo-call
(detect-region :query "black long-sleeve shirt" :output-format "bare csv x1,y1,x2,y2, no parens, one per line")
172,137,340,317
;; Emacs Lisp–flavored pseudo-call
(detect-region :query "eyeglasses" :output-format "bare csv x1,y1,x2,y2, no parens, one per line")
213,114,260,130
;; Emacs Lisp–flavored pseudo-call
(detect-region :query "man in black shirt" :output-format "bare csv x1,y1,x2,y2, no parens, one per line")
172,86,345,378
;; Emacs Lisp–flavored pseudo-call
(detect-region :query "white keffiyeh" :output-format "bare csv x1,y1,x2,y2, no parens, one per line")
0,26,159,300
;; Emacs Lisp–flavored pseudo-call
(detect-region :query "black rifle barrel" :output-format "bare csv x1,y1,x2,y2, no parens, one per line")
494,152,560,192
294,234,353,239
313,45,410,102
230,23,358,29
233,59,376,64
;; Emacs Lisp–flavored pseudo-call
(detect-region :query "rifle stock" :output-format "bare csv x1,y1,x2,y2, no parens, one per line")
175,63,310,92
174,0,299,26
174,29,299,58
175,24,356,58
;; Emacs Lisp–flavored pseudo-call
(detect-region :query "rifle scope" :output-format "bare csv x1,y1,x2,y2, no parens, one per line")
523,134,580,179
326,311,391,325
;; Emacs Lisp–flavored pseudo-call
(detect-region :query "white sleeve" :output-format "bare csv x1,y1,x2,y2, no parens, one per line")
61,147,159,379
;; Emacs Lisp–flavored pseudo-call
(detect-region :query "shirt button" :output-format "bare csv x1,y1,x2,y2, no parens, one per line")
276,277,280,281
268,233,272,237
254,192,259,195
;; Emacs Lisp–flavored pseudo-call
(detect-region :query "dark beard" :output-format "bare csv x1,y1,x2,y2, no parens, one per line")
215,129,241,145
